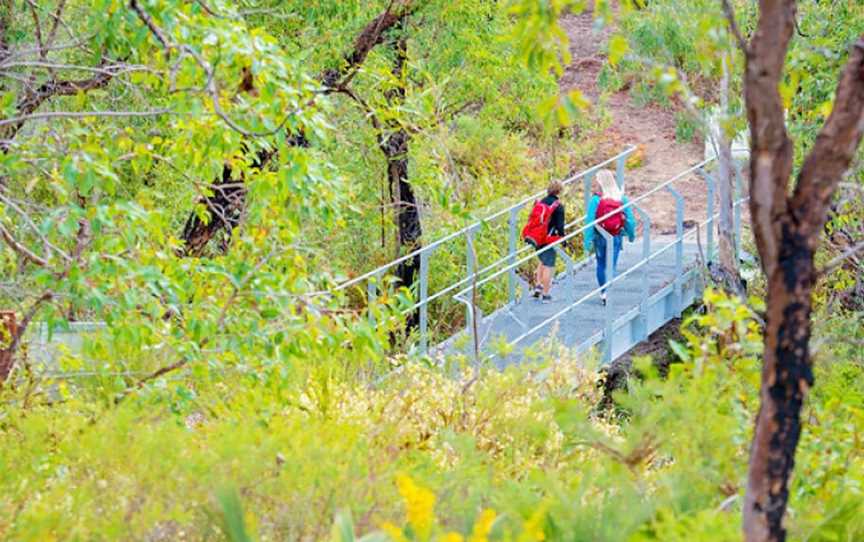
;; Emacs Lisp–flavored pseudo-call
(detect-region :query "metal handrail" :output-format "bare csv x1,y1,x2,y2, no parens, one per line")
451,158,714,300
327,146,637,295
481,195,751,362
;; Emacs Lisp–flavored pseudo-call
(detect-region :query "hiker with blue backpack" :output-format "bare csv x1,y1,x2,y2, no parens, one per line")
522,180,566,303
584,169,636,305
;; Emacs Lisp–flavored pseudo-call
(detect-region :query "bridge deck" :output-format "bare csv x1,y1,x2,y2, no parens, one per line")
438,235,704,366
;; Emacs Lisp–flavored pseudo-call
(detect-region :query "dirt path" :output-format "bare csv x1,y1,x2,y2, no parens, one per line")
559,8,706,233
558,7,710,370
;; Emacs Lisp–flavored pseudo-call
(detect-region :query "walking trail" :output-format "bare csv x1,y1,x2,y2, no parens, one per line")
558,7,708,363
559,7,706,234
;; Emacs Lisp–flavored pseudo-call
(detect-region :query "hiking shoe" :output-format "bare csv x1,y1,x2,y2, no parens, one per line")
542,294,552,304
600,293,607,306
532,286,542,299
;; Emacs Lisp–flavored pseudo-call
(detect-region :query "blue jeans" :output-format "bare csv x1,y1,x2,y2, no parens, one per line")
594,233,623,292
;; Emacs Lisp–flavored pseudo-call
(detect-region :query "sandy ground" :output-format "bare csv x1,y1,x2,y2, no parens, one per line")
558,9,707,234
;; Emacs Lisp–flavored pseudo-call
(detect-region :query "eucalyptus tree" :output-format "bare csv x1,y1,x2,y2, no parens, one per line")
0,0,396,388
724,1,864,540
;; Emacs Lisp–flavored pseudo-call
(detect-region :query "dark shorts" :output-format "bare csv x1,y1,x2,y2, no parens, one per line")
526,239,556,268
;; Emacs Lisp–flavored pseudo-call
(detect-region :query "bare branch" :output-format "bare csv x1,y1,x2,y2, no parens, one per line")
0,0,12,63
24,0,45,59
721,0,748,55
128,0,171,52
5,290,53,358
44,0,68,53
792,38,864,237
0,108,172,130
819,239,864,278
0,60,153,74
0,222,47,266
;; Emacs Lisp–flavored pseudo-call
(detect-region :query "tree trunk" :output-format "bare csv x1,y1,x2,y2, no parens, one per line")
711,53,742,293
740,1,864,539
178,5,416,256
380,33,422,331
715,131,741,287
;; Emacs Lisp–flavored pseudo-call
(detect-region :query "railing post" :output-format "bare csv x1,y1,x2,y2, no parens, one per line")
583,170,595,217
734,160,744,261
665,186,685,317
615,154,626,190
508,206,520,304
699,168,716,263
419,249,430,355
465,226,477,334
634,205,651,341
367,272,382,326
599,227,614,364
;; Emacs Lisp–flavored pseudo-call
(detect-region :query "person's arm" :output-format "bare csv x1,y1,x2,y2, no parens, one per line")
584,195,599,251
552,203,565,237
623,196,637,242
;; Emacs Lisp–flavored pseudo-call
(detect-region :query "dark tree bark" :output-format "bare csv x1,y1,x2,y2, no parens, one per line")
736,2,864,540
180,4,417,256
1,69,116,147
0,0,12,64
379,34,422,329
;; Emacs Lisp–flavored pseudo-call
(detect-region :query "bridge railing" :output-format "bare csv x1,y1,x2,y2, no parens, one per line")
331,146,638,354
446,156,750,363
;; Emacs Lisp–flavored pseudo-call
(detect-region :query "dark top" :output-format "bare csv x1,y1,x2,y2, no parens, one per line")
541,195,565,238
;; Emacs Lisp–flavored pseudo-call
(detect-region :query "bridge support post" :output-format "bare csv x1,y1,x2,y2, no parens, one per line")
615,154,626,190
634,205,651,342
699,168,716,263
583,170,595,218
508,207,520,305
465,226,478,337
599,227,614,364
733,160,744,262
666,186,685,318
419,250,430,355
367,271,382,326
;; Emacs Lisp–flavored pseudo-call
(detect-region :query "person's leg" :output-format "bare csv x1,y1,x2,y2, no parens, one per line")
612,235,623,278
545,264,555,295
595,234,608,290
534,262,542,294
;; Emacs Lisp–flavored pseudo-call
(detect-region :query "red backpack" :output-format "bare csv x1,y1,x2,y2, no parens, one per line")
522,200,561,246
596,195,625,236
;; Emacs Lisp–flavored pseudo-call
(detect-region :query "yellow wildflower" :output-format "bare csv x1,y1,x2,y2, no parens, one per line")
440,533,465,542
395,474,436,541
381,522,409,542
468,509,497,542
518,505,548,542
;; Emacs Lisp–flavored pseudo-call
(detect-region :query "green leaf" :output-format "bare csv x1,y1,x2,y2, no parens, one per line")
217,488,252,542
608,35,629,67
669,339,692,363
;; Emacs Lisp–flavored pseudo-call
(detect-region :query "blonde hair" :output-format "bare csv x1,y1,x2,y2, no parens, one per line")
547,179,563,197
596,169,622,200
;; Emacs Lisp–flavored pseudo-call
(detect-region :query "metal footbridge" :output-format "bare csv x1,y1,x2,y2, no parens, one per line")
335,146,748,365
28,147,748,369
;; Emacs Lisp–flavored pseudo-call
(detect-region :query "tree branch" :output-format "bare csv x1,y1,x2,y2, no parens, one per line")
721,0,749,55
818,239,864,278
0,0,13,63
128,0,171,52
24,0,44,59
744,0,797,280
0,222,47,266
0,108,173,128
791,37,864,241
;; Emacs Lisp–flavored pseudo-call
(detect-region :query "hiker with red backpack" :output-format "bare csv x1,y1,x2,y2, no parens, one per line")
584,169,636,305
522,180,566,303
